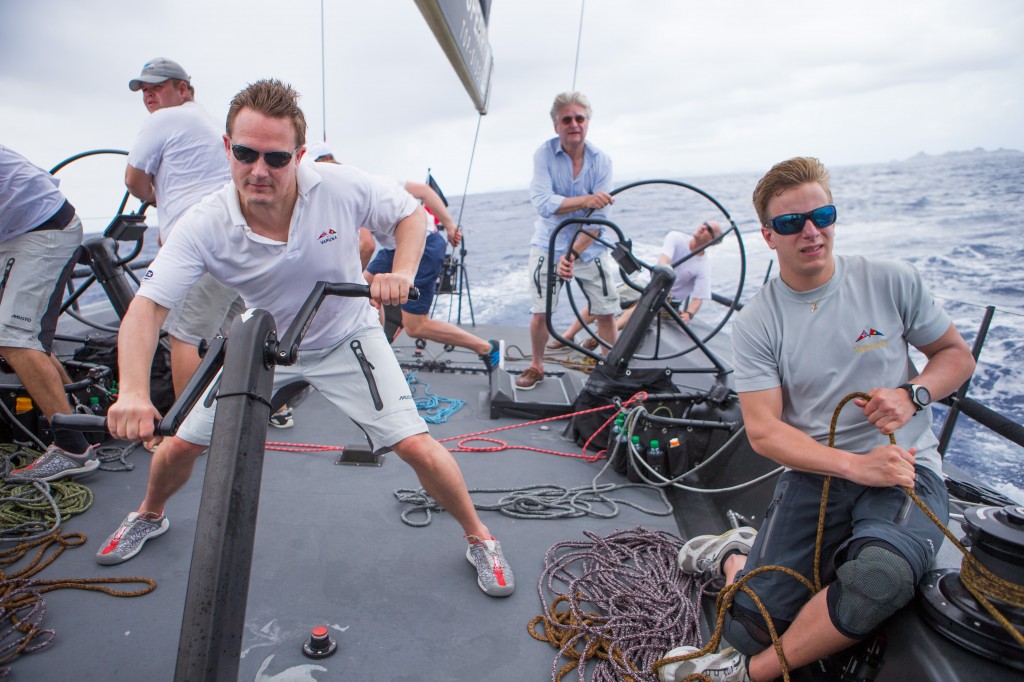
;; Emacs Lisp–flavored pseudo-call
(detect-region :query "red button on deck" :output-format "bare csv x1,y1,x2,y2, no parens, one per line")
302,625,338,659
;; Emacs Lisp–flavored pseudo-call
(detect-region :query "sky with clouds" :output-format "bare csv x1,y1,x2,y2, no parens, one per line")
2,0,1022,227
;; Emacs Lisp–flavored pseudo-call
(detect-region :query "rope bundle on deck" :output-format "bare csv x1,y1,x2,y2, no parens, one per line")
529,527,706,682
0,445,155,676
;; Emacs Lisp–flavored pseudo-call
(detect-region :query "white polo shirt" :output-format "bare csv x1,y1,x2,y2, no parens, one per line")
127,101,230,242
138,161,419,349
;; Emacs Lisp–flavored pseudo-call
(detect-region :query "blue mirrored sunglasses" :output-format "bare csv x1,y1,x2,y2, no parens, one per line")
767,205,837,235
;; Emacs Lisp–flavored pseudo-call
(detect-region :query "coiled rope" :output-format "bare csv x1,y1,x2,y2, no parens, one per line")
0,531,156,675
393,393,680,526
0,446,93,542
528,527,705,682
405,370,466,423
0,446,156,674
655,391,1024,682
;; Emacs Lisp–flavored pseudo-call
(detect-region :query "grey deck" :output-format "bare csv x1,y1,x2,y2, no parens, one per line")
12,324,683,681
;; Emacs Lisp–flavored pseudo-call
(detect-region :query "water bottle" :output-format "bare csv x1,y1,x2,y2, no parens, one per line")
89,396,104,415
648,438,666,477
628,435,645,482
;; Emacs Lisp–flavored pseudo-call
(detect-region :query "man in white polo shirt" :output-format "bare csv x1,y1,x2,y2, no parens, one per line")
97,79,514,598
125,57,243,397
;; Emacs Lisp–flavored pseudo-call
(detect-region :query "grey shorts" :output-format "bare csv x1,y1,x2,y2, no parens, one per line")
176,324,427,450
528,246,620,316
0,217,82,353
731,467,949,628
163,273,244,346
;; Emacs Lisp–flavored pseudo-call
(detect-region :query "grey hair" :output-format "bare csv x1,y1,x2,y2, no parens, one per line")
550,91,593,123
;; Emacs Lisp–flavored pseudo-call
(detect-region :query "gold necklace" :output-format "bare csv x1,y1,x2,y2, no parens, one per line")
809,299,821,312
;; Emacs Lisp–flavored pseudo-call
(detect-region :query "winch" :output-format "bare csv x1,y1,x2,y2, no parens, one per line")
918,504,1024,670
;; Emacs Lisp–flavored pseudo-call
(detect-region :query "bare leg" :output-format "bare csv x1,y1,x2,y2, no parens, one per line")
390,432,490,539
747,590,856,682
138,436,208,516
402,312,491,354
0,347,74,418
594,313,618,352
719,553,857,682
528,312,548,373
558,306,595,342
615,304,636,331
169,335,201,398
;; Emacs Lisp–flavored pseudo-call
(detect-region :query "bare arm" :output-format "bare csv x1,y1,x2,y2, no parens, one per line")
106,296,170,442
125,164,157,205
368,206,426,306
739,387,918,488
404,180,462,247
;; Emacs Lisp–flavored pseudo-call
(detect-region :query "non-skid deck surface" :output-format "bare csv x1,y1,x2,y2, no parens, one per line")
11,325,683,681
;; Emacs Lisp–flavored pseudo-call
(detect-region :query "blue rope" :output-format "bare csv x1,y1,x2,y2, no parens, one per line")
405,371,466,424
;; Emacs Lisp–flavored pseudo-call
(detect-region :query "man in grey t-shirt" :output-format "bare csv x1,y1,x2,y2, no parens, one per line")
663,157,976,682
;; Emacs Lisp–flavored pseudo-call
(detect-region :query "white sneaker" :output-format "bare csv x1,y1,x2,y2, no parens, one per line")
677,526,756,579
659,646,749,682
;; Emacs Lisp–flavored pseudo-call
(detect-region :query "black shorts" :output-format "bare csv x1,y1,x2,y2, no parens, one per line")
731,466,948,627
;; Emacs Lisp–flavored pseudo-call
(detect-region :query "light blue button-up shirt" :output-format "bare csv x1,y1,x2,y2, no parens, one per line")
528,137,613,262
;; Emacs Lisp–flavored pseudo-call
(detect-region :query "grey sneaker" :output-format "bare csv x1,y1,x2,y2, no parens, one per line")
658,646,749,682
466,535,514,597
96,512,170,565
6,444,99,482
677,526,756,579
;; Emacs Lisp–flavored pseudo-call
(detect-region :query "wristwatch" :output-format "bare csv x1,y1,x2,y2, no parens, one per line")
899,383,931,412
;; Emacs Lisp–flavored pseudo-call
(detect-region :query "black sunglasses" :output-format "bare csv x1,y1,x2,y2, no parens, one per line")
230,143,297,169
767,205,837,235
560,114,587,125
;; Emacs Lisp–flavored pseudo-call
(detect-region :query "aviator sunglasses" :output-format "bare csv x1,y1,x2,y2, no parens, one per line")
767,205,837,235
560,114,587,125
230,143,297,169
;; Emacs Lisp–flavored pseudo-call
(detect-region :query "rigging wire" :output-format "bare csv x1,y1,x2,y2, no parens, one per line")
454,113,484,228
571,0,586,90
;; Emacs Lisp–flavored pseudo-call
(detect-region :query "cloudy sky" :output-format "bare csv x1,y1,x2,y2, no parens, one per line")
2,0,1022,225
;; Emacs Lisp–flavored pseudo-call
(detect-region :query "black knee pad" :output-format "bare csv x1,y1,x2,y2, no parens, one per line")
723,606,778,656
827,544,915,638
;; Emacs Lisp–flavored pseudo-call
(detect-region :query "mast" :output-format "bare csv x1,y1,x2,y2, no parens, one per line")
413,0,494,114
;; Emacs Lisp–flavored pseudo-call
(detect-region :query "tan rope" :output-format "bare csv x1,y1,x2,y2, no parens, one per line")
655,390,1024,681
0,530,157,669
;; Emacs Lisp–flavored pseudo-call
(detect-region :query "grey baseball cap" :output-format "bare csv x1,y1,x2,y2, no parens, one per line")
128,58,191,91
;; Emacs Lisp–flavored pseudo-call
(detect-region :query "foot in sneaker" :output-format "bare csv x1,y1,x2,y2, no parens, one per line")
479,339,503,373
514,366,544,390
659,646,749,682
96,511,170,565
270,405,294,429
6,444,99,482
466,535,514,597
678,526,756,580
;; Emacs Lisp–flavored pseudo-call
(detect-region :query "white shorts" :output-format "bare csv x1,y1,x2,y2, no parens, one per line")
527,246,620,316
176,324,426,451
163,273,244,346
0,217,82,352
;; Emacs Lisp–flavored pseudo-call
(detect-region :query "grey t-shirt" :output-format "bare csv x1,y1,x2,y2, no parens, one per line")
732,255,951,476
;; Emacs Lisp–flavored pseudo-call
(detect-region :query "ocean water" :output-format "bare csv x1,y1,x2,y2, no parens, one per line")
69,149,1024,502
439,148,1024,502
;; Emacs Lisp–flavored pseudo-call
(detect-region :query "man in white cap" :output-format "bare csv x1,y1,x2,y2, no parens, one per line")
125,58,243,403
